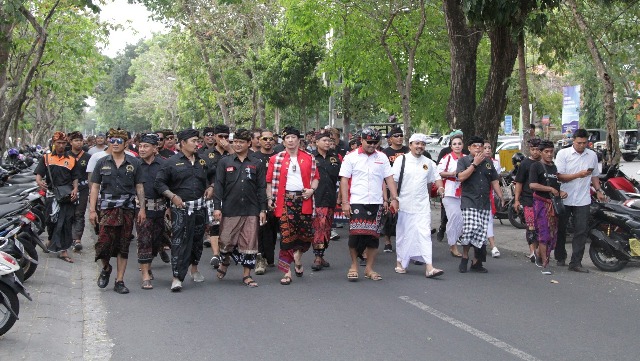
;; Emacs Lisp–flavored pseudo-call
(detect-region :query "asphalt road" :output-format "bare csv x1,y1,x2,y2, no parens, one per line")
3,204,640,360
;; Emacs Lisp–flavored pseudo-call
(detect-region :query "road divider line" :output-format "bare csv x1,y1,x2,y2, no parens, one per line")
400,296,541,361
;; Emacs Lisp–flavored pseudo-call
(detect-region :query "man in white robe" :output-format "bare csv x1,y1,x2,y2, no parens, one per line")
392,133,444,278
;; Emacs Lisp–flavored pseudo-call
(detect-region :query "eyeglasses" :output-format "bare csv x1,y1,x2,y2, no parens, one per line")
217,134,229,139
391,134,403,138
204,132,214,137
157,137,164,141
109,138,124,145
364,140,379,145
260,136,274,141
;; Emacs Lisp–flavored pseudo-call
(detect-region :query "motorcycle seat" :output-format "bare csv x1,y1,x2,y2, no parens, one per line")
0,202,29,219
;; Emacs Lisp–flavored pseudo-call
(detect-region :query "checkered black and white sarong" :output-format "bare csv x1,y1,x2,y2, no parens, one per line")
459,208,491,248
171,197,206,215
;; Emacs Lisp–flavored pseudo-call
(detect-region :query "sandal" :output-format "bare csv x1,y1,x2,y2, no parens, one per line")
347,269,359,282
394,266,407,274
365,271,382,281
72,241,83,252
280,275,292,285
426,268,444,278
242,276,258,288
141,280,153,289
294,264,304,277
311,259,323,271
216,262,230,280
58,254,74,263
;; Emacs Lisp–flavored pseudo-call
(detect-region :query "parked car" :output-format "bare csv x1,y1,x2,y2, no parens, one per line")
594,129,638,162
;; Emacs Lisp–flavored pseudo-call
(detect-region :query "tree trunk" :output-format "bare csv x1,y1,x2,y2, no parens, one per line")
517,31,532,156
566,0,619,165
474,25,519,148
342,85,351,140
443,0,483,139
258,94,266,129
274,107,281,134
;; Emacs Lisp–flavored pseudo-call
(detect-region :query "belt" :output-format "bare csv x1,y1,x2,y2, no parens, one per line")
144,198,167,211
284,191,304,200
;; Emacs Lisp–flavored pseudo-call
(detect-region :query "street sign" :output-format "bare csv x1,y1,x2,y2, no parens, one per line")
505,115,513,135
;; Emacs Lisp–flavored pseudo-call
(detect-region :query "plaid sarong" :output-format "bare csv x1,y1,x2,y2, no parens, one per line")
459,208,491,248
171,197,206,215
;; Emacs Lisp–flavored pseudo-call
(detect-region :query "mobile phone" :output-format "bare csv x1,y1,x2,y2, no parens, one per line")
587,168,594,172
389,205,397,214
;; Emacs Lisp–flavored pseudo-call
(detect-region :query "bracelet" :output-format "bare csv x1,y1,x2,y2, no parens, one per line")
170,194,176,201
471,163,478,168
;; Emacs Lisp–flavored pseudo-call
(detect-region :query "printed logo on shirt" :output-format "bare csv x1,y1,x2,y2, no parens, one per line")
64,160,70,167
199,159,206,166
226,166,235,172
209,153,215,159
101,166,111,170
329,156,338,164
423,164,428,170
80,160,87,166
175,162,184,166
126,164,134,173
485,163,492,170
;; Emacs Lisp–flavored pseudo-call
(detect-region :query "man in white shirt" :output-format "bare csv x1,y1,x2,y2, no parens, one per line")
556,128,606,272
392,134,444,278
339,128,399,282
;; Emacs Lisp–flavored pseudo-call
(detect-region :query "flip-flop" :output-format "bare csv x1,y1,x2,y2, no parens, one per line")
347,269,359,282
72,241,83,252
216,264,228,280
426,269,444,278
280,275,292,285
242,276,258,288
58,254,74,263
364,272,382,281
294,264,304,277
141,280,153,289
394,267,407,274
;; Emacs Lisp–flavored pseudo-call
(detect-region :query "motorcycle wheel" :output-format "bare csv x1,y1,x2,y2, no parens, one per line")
17,233,38,281
622,154,636,162
30,207,45,235
508,205,526,229
0,282,19,336
589,242,628,272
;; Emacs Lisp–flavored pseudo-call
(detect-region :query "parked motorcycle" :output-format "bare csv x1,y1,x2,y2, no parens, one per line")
493,171,526,229
588,199,640,272
598,163,640,201
0,248,32,336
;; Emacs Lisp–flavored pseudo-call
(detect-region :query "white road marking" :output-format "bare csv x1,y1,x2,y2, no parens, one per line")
400,296,541,361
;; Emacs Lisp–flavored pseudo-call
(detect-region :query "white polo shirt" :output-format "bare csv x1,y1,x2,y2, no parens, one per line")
339,148,393,204
556,146,599,206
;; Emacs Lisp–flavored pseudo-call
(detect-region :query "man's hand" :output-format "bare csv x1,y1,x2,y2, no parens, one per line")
71,188,78,201
89,210,97,226
560,190,568,199
172,195,184,208
342,203,351,219
596,191,606,202
472,152,484,167
213,210,222,221
137,209,146,224
204,187,214,200
259,212,267,225
513,199,521,211
37,180,47,190
577,170,592,179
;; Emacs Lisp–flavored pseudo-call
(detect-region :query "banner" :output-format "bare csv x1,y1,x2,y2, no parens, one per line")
562,85,581,134
504,115,513,135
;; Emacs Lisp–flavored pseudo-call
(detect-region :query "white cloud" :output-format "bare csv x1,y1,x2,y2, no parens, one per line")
99,0,168,58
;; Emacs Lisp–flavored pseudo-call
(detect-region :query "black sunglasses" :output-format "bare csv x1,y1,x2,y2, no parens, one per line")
391,134,403,138
260,136,274,141
217,134,229,139
166,135,175,140
364,140,378,145
204,132,214,137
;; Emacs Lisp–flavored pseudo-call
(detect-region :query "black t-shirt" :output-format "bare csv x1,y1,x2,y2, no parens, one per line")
514,157,536,207
529,161,560,199
383,146,409,166
457,155,499,210
313,150,341,207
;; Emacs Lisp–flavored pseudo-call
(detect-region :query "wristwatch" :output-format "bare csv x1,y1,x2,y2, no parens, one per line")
596,188,604,194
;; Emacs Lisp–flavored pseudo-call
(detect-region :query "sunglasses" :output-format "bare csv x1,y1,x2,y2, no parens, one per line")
260,136,274,141
165,135,175,140
109,138,124,145
204,132,214,137
391,134,403,138
217,134,229,139
364,140,379,145
157,138,164,141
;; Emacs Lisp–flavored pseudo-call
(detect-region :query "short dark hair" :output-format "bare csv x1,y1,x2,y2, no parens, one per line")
573,128,588,139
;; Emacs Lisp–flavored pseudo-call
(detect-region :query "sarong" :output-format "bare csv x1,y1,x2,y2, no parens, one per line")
277,197,313,273
136,211,165,264
45,197,75,252
94,208,134,261
533,194,558,258
348,204,384,237
396,211,433,268
72,188,89,240
523,205,537,245
459,208,491,249
442,196,463,246
258,210,278,264
170,207,206,281
312,207,335,256
219,216,259,269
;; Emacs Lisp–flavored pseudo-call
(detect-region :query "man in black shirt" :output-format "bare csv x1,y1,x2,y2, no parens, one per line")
311,131,341,271
158,129,177,158
456,136,504,273
68,131,91,252
381,126,407,253
213,129,267,287
135,134,166,289
35,131,80,264
252,130,278,274
514,138,542,263
89,129,146,294
155,129,214,292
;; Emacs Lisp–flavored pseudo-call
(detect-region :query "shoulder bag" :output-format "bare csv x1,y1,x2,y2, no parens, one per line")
46,154,74,203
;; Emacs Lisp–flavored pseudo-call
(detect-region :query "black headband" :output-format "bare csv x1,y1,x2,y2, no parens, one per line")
177,129,199,142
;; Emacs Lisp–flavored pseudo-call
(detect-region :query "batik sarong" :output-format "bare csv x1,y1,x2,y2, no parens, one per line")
533,194,558,258
523,205,537,245
136,211,165,264
348,204,384,237
94,208,134,261
312,207,335,257
277,197,313,273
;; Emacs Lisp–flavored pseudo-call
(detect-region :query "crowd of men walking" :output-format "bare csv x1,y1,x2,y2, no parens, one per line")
34,125,604,293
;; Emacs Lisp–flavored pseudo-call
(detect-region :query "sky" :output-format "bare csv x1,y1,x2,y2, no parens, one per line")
99,0,168,58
